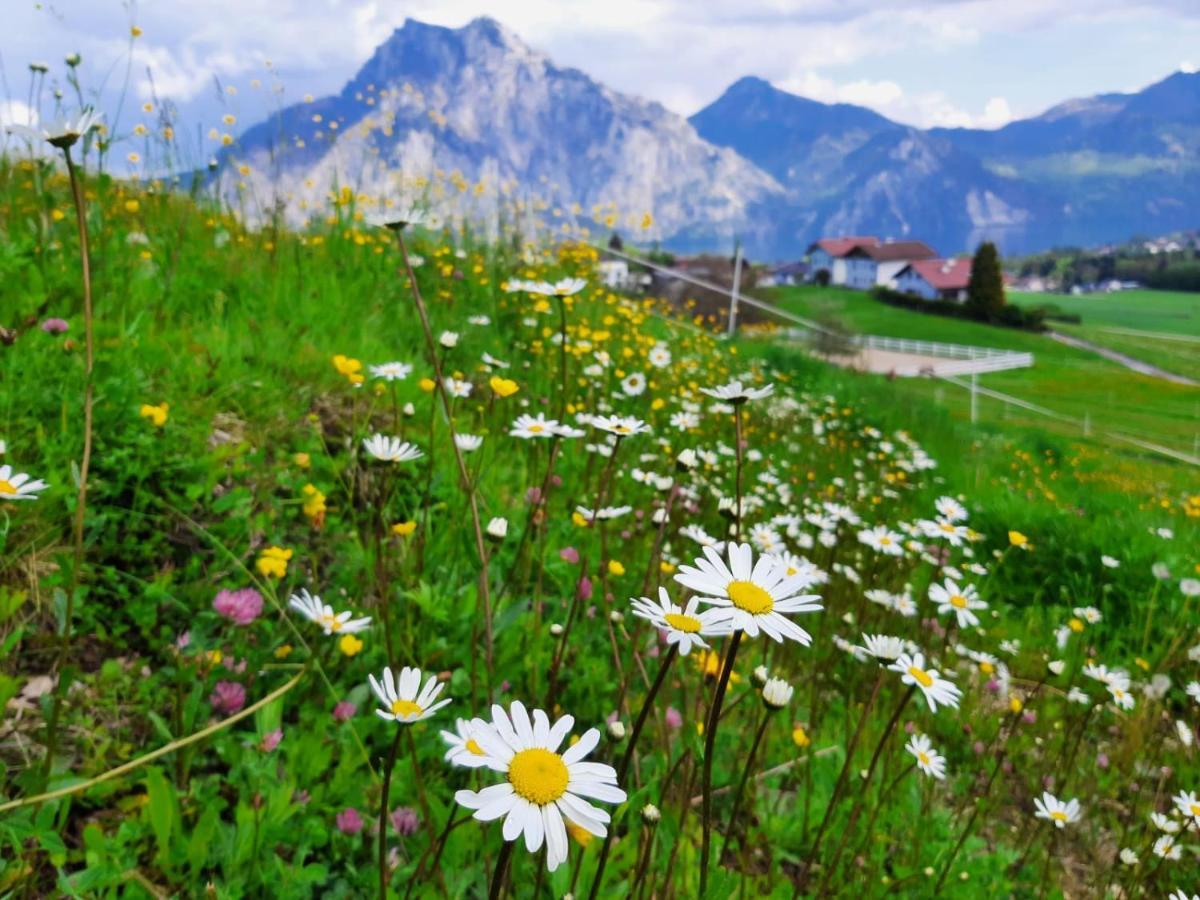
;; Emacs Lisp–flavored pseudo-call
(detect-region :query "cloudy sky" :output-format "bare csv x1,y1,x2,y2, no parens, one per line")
6,0,1200,142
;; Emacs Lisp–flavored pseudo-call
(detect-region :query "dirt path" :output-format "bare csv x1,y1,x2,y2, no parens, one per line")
1047,331,1199,386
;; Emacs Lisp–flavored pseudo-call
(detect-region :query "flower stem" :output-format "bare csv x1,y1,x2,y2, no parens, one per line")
379,727,404,899
700,629,742,895
43,144,96,783
488,838,514,900
720,708,772,861
587,645,678,900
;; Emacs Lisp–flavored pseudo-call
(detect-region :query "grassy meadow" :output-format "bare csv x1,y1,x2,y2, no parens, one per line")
764,284,1200,469
1008,289,1200,384
0,140,1199,900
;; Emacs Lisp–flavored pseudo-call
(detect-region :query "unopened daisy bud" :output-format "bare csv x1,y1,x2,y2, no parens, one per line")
641,803,661,825
652,507,668,525
65,52,81,67
549,623,564,636
1048,659,1066,675
676,448,698,472
762,677,793,710
1119,848,1138,865
607,720,626,742
485,517,508,542
403,402,416,417
438,330,459,349
609,610,624,624
752,665,770,687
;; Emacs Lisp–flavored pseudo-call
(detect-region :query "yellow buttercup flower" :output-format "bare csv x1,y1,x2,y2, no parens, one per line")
392,521,417,537
139,402,169,428
274,644,293,659
792,725,811,749
607,560,626,576
256,546,293,579
1008,531,1031,549
418,377,436,393
294,452,311,469
332,354,364,386
338,634,364,657
489,376,519,398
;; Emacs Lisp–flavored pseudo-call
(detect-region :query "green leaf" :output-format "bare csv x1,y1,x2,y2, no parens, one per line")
143,766,180,865
188,807,220,874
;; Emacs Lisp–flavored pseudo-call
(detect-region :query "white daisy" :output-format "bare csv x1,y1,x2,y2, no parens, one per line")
1172,790,1200,822
443,377,472,398
629,587,731,656
620,372,646,396
1153,834,1181,860
368,665,451,724
510,414,560,439
647,344,671,368
1034,792,1081,828
362,434,423,463
888,652,962,712
370,361,412,381
934,496,967,522
288,588,371,635
859,633,906,661
575,505,633,522
905,734,947,780
673,542,823,645
454,702,625,872
858,525,905,557
454,433,484,453
441,718,493,768
929,579,988,629
7,107,102,148
699,379,774,404
591,415,650,437
0,464,48,501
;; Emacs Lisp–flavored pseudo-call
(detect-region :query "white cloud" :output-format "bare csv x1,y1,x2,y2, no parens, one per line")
1181,60,1198,73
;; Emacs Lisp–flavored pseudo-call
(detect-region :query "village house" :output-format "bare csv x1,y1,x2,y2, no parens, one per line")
759,261,809,287
893,258,973,301
862,240,938,287
805,236,879,288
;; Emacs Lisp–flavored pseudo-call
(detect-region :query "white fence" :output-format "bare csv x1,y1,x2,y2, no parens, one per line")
778,328,1035,377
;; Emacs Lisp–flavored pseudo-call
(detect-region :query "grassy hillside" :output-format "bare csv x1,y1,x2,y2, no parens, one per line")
1009,289,1200,382
1,155,1198,898
763,284,1200,466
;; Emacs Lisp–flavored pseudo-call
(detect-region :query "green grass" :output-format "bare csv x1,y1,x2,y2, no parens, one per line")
762,284,1200,466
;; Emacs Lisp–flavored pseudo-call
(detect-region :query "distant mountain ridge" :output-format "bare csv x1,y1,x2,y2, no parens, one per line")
223,16,1200,258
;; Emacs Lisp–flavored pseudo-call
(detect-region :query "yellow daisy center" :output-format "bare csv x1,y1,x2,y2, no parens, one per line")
390,699,423,718
1189,803,1200,816
727,581,774,615
908,666,934,688
879,536,892,546
950,594,967,609
940,522,955,532
918,751,930,765
0,479,17,495
785,566,798,576
508,748,569,805
529,424,545,433
615,425,631,434
465,738,486,756
664,612,702,633
1050,810,1068,822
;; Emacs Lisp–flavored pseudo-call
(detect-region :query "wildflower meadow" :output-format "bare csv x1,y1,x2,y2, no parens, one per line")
0,98,1199,899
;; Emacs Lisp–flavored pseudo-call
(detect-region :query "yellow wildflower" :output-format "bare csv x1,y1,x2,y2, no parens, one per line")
489,376,519,398
139,402,169,427
607,560,625,577
392,521,417,537
338,634,364,657
256,546,293,579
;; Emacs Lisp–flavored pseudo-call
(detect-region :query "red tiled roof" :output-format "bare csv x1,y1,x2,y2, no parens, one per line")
863,240,937,262
811,236,879,258
907,257,973,290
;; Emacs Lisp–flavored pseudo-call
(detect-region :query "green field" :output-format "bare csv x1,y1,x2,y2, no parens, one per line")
1011,289,1200,382
761,284,1200,469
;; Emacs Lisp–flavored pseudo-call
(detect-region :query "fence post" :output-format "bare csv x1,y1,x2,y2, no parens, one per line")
970,373,978,423
726,244,743,338
1083,413,1091,437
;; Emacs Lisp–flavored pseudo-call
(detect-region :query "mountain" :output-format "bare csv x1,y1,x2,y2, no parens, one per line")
221,17,784,251
222,17,1200,258
691,72,1200,255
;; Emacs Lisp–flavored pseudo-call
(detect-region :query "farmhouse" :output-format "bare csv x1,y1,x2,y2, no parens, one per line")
806,236,879,289
759,261,809,287
894,258,974,302
863,240,938,287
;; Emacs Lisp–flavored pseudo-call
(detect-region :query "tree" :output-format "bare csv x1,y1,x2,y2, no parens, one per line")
967,241,1005,321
